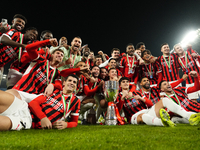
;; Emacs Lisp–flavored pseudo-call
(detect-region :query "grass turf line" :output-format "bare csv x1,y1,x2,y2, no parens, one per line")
0,124,200,150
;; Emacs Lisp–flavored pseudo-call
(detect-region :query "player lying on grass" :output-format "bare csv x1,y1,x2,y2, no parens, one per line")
29,74,81,129
116,75,200,127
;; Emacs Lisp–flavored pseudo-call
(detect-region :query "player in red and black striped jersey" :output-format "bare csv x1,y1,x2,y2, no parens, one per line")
4,39,63,104
115,77,153,123
174,44,200,101
6,30,53,89
105,58,123,80
0,14,27,36
174,44,200,84
160,71,200,113
88,65,106,121
12,39,62,95
6,27,39,89
139,75,188,105
71,61,104,123
119,44,140,84
140,50,162,86
82,46,94,68
88,65,102,89
157,43,181,83
0,29,24,67
29,74,81,129
0,15,29,67
116,77,200,126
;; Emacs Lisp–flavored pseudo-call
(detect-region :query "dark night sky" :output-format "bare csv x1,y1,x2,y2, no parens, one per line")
1,0,200,74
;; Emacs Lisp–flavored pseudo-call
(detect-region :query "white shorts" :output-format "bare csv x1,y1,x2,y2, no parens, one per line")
17,90,41,103
7,69,23,88
131,105,156,125
186,83,200,99
0,96,32,130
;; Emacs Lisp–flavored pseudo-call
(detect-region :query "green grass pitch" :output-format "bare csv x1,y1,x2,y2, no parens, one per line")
1,124,200,150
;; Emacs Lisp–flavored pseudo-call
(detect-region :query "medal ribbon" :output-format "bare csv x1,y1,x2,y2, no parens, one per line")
162,55,171,70
62,94,72,119
46,60,56,85
145,63,152,77
92,82,97,89
86,58,89,65
18,33,24,62
141,89,151,100
165,91,181,106
178,52,188,71
70,53,77,68
126,54,135,70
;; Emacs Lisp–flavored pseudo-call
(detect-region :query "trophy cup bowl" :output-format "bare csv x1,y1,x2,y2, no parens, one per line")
104,81,119,125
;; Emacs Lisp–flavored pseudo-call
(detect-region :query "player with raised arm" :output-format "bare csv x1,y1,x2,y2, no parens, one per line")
6,38,63,103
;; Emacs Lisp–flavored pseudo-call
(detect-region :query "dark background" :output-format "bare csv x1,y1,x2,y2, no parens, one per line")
1,1,200,75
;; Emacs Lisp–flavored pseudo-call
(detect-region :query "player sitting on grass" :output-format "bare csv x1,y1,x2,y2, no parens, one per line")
116,76,200,127
29,74,81,129
159,71,200,124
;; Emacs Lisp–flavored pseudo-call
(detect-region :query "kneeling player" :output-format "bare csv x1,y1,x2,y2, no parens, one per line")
29,74,81,129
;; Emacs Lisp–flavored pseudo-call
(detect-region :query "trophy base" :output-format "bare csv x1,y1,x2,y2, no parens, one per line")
105,119,117,125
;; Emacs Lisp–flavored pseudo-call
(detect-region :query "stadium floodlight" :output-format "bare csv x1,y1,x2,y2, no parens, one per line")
180,30,199,48
170,29,200,53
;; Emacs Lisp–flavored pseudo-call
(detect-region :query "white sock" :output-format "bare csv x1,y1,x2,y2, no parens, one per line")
171,116,189,124
142,114,164,126
162,98,195,120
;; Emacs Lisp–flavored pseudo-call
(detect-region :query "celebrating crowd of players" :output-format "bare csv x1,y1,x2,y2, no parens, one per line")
0,14,200,131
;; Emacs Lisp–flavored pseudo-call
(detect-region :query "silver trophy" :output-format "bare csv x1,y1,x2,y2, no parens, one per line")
104,81,119,125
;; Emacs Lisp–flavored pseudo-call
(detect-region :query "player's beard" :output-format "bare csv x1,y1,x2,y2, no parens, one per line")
84,51,90,57
128,51,134,56
143,83,150,89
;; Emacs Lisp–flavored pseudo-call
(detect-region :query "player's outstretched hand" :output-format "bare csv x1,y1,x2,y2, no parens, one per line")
53,121,67,130
49,38,58,47
41,117,52,129
189,71,198,77
182,74,188,80
80,66,90,72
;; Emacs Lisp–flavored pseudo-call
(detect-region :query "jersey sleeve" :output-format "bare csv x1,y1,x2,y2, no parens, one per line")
3,29,20,41
25,39,50,60
67,97,80,128
28,95,47,120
